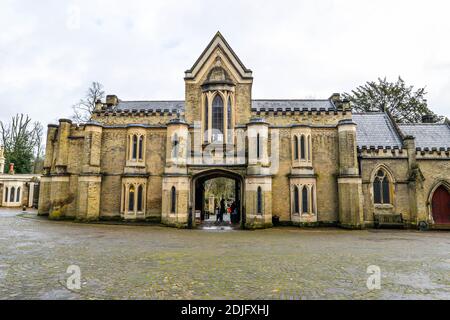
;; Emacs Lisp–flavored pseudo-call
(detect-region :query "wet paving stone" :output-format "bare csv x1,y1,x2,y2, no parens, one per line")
0,208,449,299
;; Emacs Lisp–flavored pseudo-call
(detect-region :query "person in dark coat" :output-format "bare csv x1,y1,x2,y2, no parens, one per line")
230,201,237,224
219,198,226,223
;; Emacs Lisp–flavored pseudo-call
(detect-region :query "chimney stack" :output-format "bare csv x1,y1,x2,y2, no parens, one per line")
9,163,14,175
421,114,434,123
106,95,119,107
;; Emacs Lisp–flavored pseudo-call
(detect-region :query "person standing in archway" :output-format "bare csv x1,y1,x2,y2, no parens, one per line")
219,198,225,223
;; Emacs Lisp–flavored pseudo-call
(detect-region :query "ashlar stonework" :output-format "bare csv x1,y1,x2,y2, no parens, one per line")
38,32,450,229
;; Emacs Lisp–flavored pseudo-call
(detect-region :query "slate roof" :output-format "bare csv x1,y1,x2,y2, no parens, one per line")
352,113,403,148
115,101,185,113
251,99,335,112
114,99,336,113
398,123,450,149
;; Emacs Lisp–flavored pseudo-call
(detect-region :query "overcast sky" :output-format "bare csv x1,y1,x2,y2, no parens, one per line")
1,0,449,127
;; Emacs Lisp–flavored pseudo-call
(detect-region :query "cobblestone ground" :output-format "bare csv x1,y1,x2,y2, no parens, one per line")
0,208,449,300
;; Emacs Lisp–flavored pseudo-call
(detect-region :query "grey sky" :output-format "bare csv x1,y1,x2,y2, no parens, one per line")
1,0,449,127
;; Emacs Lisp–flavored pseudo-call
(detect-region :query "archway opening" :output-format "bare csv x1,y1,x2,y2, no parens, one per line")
192,170,243,229
432,185,450,225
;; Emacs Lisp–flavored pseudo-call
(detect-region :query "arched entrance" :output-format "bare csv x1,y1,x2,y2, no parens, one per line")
431,184,450,224
190,169,244,229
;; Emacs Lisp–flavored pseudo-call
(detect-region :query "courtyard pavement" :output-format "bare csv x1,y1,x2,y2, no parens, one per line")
0,208,449,300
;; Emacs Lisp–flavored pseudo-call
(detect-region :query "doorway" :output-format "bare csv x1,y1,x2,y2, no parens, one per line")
191,169,244,229
432,185,450,224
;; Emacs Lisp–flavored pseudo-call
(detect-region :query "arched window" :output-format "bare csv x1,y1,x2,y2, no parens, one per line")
256,133,261,159
212,95,224,142
373,169,391,204
170,186,176,213
311,185,316,214
138,135,144,160
172,133,179,159
257,186,263,214
300,135,305,159
293,136,299,160
132,135,138,160
16,187,20,202
293,185,299,214
302,186,308,213
10,187,15,203
128,185,135,212
122,185,126,212
204,96,209,142
4,187,8,202
307,135,311,161
137,185,143,212
227,96,232,130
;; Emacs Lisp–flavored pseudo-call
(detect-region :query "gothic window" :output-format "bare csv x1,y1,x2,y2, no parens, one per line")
300,135,306,159
171,186,176,213
172,133,179,159
138,135,144,160
4,187,8,202
311,185,315,214
293,185,299,214
16,187,20,202
10,187,15,202
128,185,135,212
204,96,209,142
122,185,126,212
137,185,143,212
293,136,299,160
307,135,311,161
302,186,308,213
257,186,263,214
132,135,138,160
373,169,391,204
227,96,232,130
212,95,224,142
256,133,261,159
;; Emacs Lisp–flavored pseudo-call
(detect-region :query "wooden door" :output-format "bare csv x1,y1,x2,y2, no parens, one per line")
432,186,450,224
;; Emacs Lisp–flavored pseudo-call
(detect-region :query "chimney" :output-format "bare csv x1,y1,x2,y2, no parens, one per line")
9,163,14,175
329,93,341,103
421,114,434,123
106,95,119,107
94,99,104,111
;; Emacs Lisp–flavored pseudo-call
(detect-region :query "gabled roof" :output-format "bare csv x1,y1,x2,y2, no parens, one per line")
251,99,336,112
398,123,450,149
353,113,403,148
184,31,253,80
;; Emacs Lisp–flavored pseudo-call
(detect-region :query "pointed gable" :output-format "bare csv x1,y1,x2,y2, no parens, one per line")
184,31,253,83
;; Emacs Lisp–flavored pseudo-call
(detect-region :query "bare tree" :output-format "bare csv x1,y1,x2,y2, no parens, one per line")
72,81,105,123
0,114,44,173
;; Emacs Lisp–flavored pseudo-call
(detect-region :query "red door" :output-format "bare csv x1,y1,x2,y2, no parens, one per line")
432,186,450,224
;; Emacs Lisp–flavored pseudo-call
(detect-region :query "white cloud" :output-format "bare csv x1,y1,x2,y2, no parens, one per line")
0,0,449,126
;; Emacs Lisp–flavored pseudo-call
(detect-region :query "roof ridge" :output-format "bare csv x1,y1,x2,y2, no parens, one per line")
252,99,330,101
119,100,184,103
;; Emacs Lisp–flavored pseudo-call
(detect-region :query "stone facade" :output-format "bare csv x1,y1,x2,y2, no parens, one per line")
38,32,450,229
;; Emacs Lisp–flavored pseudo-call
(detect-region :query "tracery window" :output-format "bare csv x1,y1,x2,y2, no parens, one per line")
122,182,146,216
212,95,224,142
128,134,145,162
373,169,391,204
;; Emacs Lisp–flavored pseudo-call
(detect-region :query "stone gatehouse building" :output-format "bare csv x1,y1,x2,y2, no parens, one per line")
38,32,450,229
